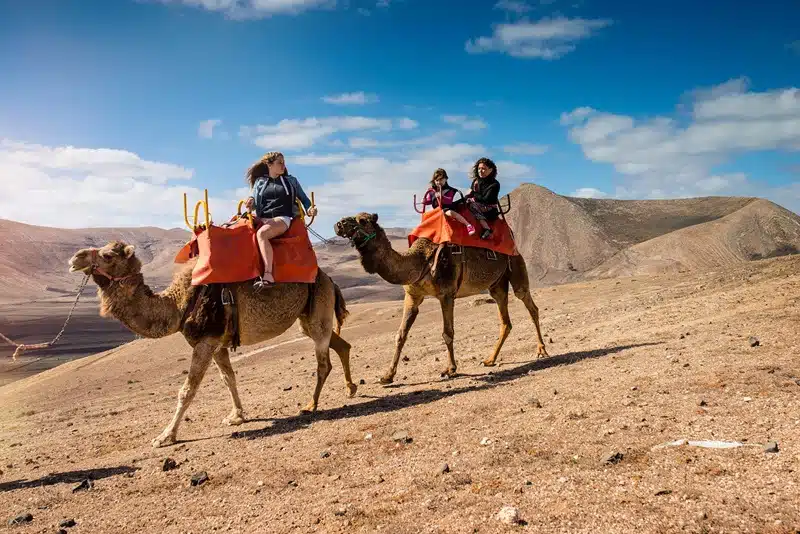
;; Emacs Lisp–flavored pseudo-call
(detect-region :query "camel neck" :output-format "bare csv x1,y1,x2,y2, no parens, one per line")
97,275,184,339
359,230,428,285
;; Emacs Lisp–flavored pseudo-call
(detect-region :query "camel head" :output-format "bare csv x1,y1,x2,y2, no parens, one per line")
334,213,381,248
68,241,142,283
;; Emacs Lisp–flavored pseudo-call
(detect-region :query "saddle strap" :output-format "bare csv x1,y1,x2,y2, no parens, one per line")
221,286,240,352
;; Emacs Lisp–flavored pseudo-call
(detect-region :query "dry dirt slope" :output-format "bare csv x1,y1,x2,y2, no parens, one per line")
0,255,798,533
505,184,800,284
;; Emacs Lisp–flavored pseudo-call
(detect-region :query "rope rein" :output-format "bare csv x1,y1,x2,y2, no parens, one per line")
1,273,91,361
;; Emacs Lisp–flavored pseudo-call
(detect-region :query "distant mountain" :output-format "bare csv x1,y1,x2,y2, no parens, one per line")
1,185,798,304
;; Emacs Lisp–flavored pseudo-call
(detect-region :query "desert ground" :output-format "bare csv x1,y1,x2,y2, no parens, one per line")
1,254,798,533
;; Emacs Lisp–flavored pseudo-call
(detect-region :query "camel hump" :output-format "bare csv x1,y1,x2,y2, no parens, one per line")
408,208,519,257
177,217,319,286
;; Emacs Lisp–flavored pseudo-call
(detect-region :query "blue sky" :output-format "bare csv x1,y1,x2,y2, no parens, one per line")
0,0,798,232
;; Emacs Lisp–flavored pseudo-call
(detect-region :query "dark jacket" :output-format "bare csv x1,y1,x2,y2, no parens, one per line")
467,177,500,220
250,175,297,219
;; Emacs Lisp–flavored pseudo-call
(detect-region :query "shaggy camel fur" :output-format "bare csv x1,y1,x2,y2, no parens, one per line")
334,212,548,384
68,241,356,448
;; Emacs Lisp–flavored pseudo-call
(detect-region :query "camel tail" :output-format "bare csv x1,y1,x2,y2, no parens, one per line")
333,282,349,333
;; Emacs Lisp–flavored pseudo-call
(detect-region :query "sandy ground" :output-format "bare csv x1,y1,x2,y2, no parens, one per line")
0,256,799,533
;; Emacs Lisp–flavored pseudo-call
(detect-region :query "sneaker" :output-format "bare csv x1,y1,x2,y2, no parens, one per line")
466,223,476,236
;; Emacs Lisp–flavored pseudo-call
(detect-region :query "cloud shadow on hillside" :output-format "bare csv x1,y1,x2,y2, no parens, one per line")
231,342,659,442
0,466,138,493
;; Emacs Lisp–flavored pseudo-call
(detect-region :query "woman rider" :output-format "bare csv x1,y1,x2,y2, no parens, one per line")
244,151,317,290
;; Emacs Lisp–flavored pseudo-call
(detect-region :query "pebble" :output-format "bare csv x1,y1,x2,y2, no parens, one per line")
364,433,373,441
72,479,93,493
162,458,178,472
495,506,521,525
59,519,77,528
190,471,209,486
603,451,624,465
320,450,331,459
480,437,492,446
764,441,779,453
8,513,33,526
748,336,760,347
528,397,542,408
438,463,450,474
392,431,412,444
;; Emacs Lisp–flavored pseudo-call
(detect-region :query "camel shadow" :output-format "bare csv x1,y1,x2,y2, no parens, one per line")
231,342,658,441
0,466,138,493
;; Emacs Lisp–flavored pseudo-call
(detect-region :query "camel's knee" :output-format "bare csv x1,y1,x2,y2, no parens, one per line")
317,360,332,379
442,332,454,346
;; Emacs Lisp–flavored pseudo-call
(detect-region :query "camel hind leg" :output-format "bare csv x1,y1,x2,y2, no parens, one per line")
330,330,357,398
212,347,245,426
509,257,548,357
152,338,217,448
482,279,512,367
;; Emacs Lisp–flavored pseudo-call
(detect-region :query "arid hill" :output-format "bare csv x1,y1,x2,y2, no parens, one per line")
505,184,800,284
1,184,798,304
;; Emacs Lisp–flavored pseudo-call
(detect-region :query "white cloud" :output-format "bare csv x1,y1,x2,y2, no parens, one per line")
347,130,457,149
503,142,549,155
571,187,609,198
322,91,379,105
0,139,242,228
562,78,800,212
397,118,419,130
466,16,612,59
198,119,222,139
495,0,532,13
788,40,800,55
442,115,488,131
158,0,334,19
240,116,416,150
291,152,357,166
495,160,534,178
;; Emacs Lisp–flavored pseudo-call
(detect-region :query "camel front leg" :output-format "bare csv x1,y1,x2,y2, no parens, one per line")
382,291,424,384
152,339,215,448
212,347,245,426
439,294,457,378
301,336,333,414
330,331,357,398
483,282,512,367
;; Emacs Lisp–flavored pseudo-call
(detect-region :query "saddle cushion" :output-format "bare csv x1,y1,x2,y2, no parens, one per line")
408,206,519,256
175,217,318,286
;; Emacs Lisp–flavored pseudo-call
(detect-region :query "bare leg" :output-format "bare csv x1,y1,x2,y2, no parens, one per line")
381,291,424,384
213,347,245,425
444,210,470,227
439,294,457,377
483,281,512,367
255,218,289,283
152,339,216,447
329,331,357,397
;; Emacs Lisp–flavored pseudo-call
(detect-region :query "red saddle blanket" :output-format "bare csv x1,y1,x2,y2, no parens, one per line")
408,207,519,256
175,217,318,286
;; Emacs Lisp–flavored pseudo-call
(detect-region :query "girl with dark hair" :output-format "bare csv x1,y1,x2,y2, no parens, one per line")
465,157,500,239
421,168,475,235
243,151,317,290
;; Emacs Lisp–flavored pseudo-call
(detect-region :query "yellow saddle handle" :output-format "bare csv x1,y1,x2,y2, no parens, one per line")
183,189,211,231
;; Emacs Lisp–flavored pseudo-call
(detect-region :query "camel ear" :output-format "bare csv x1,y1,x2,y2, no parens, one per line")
371,213,379,223
123,245,135,259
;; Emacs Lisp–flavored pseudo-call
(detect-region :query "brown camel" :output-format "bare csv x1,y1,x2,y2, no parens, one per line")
67,241,356,448
334,212,548,384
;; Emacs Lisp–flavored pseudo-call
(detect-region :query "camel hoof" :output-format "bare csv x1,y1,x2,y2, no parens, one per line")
537,345,549,358
440,368,457,378
346,383,358,398
379,375,394,385
223,412,245,426
299,403,317,415
151,433,176,448
481,360,497,367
